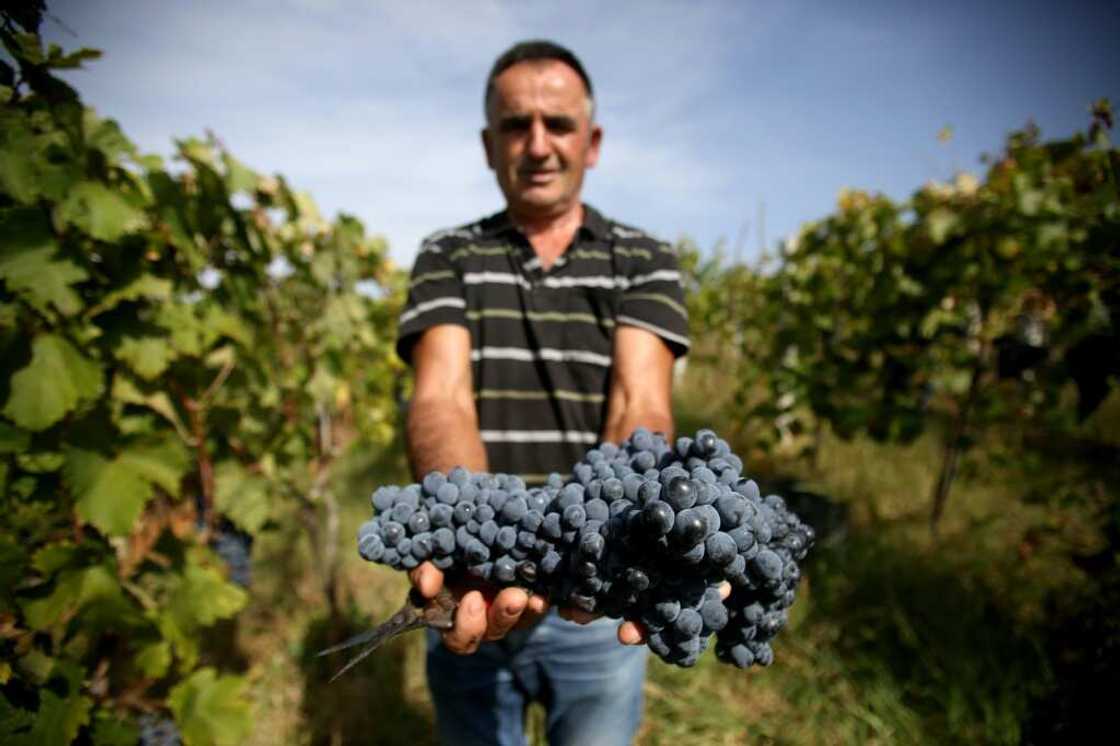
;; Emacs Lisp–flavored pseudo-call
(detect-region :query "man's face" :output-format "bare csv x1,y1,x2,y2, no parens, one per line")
482,60,602,221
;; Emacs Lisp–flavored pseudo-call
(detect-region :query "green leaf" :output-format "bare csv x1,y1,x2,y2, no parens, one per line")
86,274,172,317
28,688,92,746
0,536,27,598
168,560,247,630
47,46,103,70
168,668,251,746
2,334,103,431
16,450,64,473
21,564,126,631
63,448,152,536
135,640,172,679
17,648,54,684
0,421,30,454
113,334,175,380
118,437,190,497
0,208,88,317
214,461,270,533
110,375,190,440
221,152,258,195
90,711,138,746
32,542,80,575
55,181,148,242
0,692,36,744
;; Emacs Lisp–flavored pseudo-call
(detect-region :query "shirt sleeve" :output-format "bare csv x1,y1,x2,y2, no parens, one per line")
395,240,468,366
616,241,690,357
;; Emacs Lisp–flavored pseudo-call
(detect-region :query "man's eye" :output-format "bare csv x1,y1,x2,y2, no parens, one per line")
499,118,531,133
545,117,576,133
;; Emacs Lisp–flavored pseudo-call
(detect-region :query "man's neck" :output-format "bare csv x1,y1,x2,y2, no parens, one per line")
510,203,584,271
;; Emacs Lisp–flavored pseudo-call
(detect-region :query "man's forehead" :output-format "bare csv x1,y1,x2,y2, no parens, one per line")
490,60,591,109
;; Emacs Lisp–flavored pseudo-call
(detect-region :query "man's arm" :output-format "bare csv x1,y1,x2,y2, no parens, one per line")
602,325,676,444
407,324,487,478
405,324,548,652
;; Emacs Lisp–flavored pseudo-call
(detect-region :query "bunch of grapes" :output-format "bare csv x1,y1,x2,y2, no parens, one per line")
210,525,252,588
138,713,181,746
356,428,813,668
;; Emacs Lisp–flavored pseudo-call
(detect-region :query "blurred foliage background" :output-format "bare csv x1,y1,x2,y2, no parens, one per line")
1,5,1117,745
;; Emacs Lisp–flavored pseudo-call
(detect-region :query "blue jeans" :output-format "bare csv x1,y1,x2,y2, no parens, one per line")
425,611,648,746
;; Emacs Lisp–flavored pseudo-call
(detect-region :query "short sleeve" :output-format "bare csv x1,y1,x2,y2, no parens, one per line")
616,242,690,357
395,241,468,365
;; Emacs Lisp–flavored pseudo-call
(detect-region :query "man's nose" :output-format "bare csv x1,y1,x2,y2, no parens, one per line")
527,119,550,159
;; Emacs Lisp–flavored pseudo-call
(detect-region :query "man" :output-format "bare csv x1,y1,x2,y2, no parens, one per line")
395,40,689,746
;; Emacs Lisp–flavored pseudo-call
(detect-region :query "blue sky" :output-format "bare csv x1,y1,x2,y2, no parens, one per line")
43,0,1119,267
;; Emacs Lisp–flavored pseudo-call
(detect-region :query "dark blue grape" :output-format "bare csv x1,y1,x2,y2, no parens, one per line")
390,502,415,523
495,526,517,551
432,528,456,555
641,501,675,536
422,472,446,496
479,520,499,546
705,532,737,565
408,510,430,534
562,503,586,530
452,501,475,525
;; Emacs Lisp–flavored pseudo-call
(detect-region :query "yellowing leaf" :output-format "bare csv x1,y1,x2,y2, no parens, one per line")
2,334,103,431
926,208,959,244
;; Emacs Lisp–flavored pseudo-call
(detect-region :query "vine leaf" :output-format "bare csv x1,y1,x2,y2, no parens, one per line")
112,334,175,380
63,438,187,536
0,207,88,317
168,668,251,746
21,564,127,631
3,334,103,431
214,461,270,533
26,688,92,746
55,181,148,242
63,449,152,537
0,422,30,454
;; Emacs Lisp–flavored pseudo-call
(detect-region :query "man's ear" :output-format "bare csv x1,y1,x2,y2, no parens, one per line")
481,127,495,170
586,123,603,169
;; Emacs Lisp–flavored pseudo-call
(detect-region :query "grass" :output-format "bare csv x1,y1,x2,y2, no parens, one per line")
226,369,1117,744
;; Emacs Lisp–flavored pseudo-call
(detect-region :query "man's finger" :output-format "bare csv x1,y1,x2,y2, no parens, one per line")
483,588,528,641
618,620,648,646
512,594,550,630
719,581,731,600
442,590,486,654
408,562,444,599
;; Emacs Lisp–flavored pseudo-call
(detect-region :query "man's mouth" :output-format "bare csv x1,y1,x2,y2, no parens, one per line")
523,170,558,184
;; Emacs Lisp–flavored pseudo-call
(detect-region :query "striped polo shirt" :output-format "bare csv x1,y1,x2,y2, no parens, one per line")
396,204,689,484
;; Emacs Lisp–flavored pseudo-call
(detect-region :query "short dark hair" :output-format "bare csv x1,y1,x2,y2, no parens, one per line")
484,40,594,119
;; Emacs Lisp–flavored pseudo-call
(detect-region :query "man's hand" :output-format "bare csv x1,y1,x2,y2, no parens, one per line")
559,581,733,646
409,561,550,654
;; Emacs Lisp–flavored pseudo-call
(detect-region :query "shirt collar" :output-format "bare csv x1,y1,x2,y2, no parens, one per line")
479,203,611,242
